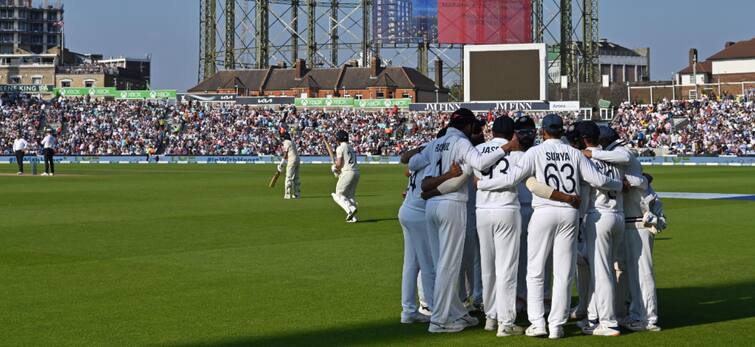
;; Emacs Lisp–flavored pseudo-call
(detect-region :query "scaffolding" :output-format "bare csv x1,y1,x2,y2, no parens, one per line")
198,0,601,95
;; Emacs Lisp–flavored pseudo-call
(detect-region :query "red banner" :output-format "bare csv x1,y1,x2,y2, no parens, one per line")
438,0,532,44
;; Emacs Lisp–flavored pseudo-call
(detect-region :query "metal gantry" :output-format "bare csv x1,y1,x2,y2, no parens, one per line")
198,0,601,94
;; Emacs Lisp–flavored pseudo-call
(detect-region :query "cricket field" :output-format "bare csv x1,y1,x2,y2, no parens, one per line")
1,164,753,346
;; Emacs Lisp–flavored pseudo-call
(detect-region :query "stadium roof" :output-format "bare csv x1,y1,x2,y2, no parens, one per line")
678,61,712,75
707,37,755,61
189,64,442,93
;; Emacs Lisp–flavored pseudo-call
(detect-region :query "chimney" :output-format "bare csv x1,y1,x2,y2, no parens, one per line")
434,59,443,89
295,59,307,79
370,56,381,78
689,48,698,66
725,41,736,48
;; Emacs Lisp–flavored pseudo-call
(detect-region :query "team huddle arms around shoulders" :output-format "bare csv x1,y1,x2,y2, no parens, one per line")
397,108,666,338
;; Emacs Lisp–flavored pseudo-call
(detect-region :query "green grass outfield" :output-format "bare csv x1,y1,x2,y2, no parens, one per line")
1,164,753,346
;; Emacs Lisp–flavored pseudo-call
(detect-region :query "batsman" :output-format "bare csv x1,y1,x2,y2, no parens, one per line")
277,132,301,199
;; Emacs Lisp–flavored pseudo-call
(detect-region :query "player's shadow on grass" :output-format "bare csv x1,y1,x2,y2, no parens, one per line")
658,280,755,330
173,319,432,347
300,194,379,199
358,217,399,223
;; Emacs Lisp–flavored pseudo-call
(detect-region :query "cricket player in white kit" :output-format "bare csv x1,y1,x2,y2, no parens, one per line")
331,130,360,223
278,132,300,199
585,126,661,332
396,130,450,324
413,109,508,333
476,114,622,339
472,116,526,336
573,121,625,336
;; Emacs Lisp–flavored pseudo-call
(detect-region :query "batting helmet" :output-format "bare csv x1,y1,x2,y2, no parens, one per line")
335,130,349,142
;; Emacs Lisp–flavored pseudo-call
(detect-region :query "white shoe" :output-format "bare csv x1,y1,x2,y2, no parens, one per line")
346,216,358,223
591,324,621,336
625,320,661,332
458,314,479,327
49,173,54,176
484,317,497,331
346,206,357,221
428,321,465,333
497,324,524,337
41,172,48,176
577,319,597,334
17,172,23,176
548,326,564,339
400,312,430,324
525,325,547,337
418,305,432,316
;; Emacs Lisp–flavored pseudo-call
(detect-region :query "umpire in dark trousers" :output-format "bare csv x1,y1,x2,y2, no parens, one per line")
41,129,56,176
13,134,28,175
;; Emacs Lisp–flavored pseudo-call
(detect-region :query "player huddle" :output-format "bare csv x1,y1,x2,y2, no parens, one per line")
397,108,667,338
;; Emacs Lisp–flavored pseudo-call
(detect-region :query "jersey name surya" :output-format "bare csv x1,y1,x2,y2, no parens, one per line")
545,152,572,161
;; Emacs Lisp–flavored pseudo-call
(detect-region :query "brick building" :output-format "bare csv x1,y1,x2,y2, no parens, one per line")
189,57,449,103
677,37,755,85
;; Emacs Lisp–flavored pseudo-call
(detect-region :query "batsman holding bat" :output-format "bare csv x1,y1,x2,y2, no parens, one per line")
275,132,300,199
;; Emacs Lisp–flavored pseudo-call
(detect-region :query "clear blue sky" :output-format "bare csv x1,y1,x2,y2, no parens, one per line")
64,0,754,91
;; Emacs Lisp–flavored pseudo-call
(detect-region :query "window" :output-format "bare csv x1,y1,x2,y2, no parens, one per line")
10,75,21,84
402,92,410,98
84,80,95,88
376,91,385,99
60,80,71,87
31,76,42,85
354,94,363,100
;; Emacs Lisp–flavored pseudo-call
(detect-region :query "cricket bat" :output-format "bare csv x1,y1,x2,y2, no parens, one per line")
324,139,335,164
268,170,281,188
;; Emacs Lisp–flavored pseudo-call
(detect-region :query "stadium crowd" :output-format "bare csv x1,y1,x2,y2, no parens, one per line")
1,96,753,156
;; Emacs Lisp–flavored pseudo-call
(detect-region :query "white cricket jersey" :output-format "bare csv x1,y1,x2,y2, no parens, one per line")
474,138,521,210
591,145,646,218
402,167,428,211
422,127,506,202
42,134,56,149
477,139,622,209
13,138,28,151
336,142,359,172
282,139,299,163
586,147,624,213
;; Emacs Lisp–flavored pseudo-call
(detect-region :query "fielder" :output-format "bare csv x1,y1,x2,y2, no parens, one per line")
396,129,450,324
458,120,485,313
573,121,625,336
584,126,662,332
278,133,300,199
412,108,508,333
476,114,622,339
331,130,360,223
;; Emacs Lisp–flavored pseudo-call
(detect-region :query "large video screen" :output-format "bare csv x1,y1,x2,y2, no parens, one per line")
464,44,547,102
372,0,531,45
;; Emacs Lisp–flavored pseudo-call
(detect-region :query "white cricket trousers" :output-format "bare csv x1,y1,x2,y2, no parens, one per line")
426,199,468,325
284,162,300,198
333,170,360,213
585,211,624,328
476,208,521,325
624,223,658,324
527,207,579,329
516,206,533,301
398,205,436,314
